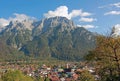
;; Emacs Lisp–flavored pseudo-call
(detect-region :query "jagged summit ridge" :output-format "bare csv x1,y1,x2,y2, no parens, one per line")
32,16,75,35
1,16,75,33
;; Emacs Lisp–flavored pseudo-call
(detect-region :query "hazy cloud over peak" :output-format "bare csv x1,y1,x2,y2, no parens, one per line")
0,18,9,27
9,13,36,22
0,13,36,31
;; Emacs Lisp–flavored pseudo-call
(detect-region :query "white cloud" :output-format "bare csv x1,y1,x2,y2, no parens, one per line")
77,24,96,29
79,17,97,22
44,6,69,19
79,11,92,17
104,11,120,15
68,9,91,19
99,2,120,16
110,2,120,8
68,10,82,19
99,2,120,8
44,6,92,19
115,24,120,27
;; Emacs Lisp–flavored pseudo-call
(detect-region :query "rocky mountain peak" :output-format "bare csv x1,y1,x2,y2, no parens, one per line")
111,24,120,37
2,19,34,33
43,16,75,27
32,16,76,35
44,17,75,30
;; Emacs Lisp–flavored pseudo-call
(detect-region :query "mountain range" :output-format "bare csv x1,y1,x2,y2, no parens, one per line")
0,16,96,61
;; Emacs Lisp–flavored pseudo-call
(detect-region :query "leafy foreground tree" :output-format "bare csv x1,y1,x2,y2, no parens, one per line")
1,70,34,81
85,35,120,81
44,77,50,81
78,70,95,81
35,76,44,81
0,78,3,81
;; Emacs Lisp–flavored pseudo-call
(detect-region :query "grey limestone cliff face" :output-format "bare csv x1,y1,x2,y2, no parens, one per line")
32,16,75,36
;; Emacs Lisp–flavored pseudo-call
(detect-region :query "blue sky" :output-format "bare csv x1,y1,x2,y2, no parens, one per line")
0,0,120,34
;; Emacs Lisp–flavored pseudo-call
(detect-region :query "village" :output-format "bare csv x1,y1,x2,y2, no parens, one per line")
0,62,99,81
